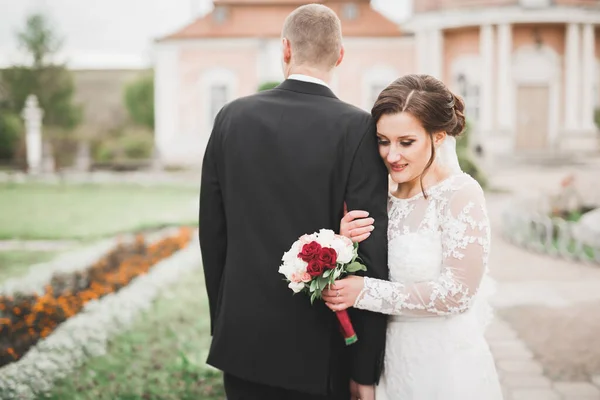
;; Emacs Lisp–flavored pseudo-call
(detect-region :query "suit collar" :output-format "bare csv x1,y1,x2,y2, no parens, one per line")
276,79,338,99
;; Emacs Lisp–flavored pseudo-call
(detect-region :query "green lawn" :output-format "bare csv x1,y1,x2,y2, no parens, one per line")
42,267,224,400
0,250,60,283
0,183,198,240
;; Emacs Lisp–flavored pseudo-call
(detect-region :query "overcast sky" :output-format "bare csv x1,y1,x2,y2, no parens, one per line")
0,0,412,69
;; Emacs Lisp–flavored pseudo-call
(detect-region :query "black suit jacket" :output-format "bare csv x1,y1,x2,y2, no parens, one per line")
199,79,389,395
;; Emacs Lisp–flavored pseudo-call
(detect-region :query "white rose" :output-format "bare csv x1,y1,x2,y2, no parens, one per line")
317,229,336,247
288,281,305,293
292,257,308,274
332,237,354,264
282,240,301,264
278,263,295,279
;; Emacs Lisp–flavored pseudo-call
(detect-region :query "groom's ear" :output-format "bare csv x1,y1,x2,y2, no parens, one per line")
282,38,292,64
335,45,345,67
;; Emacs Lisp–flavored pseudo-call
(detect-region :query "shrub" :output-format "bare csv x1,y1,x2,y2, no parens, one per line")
119,128,153,160
124,73,154,130
456,120,488,188
258,81,280,92
93,128,153,163
0,112,22,161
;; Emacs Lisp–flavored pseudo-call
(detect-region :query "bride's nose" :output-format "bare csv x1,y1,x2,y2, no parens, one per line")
387,144,403,164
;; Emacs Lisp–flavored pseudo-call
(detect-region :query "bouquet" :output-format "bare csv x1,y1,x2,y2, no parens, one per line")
279,229,367,345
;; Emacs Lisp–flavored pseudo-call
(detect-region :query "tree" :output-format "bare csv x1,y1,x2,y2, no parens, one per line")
0,13,82,166
1,13,81,129
124,73,154,130
16,13,63,69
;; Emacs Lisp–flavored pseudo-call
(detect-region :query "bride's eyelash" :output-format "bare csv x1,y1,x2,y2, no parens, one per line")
400,140,415,146
377,139,390,145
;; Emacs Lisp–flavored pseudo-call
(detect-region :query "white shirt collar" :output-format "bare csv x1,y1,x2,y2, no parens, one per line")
288,74,330,88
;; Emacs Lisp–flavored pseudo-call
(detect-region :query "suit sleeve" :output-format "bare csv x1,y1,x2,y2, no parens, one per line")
344,119,389,385
199,114,227,336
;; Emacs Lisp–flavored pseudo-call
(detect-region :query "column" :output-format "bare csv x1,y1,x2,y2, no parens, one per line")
496,23,513,131
415,31,429,74
582,23,596,130
565,23,581,130
429,29,444,80
154,42,179,163
480,25,495,133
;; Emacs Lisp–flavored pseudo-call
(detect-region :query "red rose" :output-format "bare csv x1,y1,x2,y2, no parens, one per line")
299,241,322,262
318,247,338,269
306,259,324,277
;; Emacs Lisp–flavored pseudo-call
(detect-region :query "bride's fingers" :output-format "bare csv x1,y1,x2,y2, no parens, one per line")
349,218,374,231
326,302,350,311
350,225,374,238
342,210,369,223
351,232,371,243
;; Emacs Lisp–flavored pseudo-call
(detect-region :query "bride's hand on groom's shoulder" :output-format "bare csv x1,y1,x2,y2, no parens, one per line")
340,210,374,243
322,276,364,312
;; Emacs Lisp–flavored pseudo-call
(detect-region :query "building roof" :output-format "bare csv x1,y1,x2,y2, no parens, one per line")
160,0,401,41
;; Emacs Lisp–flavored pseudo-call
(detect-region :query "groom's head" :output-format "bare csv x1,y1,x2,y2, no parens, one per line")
281,4,344,78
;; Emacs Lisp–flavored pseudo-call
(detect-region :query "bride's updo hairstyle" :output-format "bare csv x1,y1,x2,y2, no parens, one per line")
371,74,466,196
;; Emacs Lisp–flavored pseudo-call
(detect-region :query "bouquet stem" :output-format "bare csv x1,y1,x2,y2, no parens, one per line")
336,310,358,345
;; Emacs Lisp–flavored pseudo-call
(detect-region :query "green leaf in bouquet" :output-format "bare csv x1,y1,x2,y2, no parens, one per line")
310,279,317,292
317,276,329,288
346,261,367,273
310,291,318,304
333,269,342,279
323,269,332,278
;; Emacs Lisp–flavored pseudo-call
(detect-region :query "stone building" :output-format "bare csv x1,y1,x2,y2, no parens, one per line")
155,0,600,166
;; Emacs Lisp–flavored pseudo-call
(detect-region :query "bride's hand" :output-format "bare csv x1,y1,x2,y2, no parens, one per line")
340,210,374,243
322,276,365,311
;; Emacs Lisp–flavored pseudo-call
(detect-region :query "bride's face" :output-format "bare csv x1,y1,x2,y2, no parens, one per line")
376,112,442,185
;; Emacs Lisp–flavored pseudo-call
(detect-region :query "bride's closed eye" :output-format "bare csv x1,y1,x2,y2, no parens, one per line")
400,140,415,147
377,138,390,146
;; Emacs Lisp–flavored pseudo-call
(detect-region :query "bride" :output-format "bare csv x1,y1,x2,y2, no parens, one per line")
322,74,503,400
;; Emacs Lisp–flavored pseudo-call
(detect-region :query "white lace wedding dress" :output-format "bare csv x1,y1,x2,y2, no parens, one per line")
354,172,503,400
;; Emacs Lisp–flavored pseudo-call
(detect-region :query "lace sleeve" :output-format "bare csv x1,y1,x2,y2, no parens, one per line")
354,182,490,316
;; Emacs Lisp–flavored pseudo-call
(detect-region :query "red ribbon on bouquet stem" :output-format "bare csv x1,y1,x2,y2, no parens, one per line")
336,309,358,345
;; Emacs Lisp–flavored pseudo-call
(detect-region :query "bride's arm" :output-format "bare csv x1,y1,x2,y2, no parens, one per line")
357,182,489,316
326,182,490,317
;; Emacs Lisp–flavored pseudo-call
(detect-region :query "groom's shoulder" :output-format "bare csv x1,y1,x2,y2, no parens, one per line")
333,100,375,130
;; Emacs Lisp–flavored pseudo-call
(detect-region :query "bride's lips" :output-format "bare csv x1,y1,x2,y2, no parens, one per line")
390,163,408,172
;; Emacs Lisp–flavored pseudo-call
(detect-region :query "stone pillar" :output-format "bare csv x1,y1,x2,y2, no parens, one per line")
479,25,495,133
21,95,44,175
581,23,596,131
429,29,444,80
565,23,581,130
415,31,429,74
154,43,179,166
497,23,513,131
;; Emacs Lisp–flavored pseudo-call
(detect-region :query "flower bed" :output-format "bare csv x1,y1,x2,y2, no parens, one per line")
0,227,192,368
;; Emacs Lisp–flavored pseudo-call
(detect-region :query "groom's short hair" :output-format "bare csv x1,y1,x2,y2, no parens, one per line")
282,4,342,70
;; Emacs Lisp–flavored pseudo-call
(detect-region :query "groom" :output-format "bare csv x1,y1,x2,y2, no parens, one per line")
199,4,388,400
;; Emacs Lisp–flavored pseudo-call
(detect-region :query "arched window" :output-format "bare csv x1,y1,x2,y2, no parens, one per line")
362,65,398,111
456,73,480,122
451,55,481,123
201,68,237,128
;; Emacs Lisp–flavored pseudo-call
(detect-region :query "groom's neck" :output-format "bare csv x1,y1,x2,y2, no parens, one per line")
287,65,333,85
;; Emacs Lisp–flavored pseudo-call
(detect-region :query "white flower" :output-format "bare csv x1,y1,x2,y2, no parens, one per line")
317,229,336,247
282,240,302,265
291,257,308,274
331,236,355,264
288,281,305,293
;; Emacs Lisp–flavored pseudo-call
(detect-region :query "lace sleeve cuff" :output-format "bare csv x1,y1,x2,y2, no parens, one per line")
353,277,409,315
